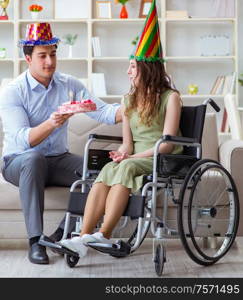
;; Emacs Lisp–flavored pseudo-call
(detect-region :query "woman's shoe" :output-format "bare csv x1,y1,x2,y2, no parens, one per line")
59,236,88,257
82,232,113,245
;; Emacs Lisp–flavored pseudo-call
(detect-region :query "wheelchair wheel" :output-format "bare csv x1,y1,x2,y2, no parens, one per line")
65,254,79,268
178,159,239,266
154,244,166,277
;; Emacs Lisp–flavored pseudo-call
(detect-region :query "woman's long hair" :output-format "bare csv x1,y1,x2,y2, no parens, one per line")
125,60,179,126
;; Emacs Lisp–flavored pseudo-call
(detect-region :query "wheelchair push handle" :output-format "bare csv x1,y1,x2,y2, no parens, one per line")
203,98,220,112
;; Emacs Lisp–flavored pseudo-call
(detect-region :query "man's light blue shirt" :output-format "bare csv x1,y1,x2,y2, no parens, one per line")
0,70,120,161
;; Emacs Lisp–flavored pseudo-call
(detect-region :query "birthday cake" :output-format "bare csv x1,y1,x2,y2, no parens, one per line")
57,99,97,114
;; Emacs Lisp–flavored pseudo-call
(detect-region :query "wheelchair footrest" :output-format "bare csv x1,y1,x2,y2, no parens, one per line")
39,235,79,257
87,240,131,258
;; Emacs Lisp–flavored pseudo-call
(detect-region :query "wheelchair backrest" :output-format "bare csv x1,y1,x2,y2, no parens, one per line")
180,105,207,157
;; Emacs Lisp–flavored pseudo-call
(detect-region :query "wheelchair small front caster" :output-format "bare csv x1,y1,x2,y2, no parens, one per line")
65,254,79,268
154,244,166,276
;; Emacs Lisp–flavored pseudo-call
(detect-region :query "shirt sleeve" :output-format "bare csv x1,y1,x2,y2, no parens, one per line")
0,84,31,150
70,76,121,125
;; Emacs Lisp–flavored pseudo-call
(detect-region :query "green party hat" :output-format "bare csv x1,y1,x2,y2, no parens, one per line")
130,0,163,62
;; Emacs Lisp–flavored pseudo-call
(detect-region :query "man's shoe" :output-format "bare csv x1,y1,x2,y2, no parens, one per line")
28,242,49,264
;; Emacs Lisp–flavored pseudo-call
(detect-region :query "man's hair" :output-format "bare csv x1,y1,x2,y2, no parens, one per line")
23,44,58,57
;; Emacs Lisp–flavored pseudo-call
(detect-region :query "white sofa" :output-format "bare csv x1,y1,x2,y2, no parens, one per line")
0,112,243,239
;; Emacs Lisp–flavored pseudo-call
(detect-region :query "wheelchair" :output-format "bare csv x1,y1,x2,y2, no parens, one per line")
40,98,239,276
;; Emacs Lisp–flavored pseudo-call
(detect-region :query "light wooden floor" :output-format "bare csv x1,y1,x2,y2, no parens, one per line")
0,238,243,278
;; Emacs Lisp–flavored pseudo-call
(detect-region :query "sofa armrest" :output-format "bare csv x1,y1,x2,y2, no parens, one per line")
219,139,243,236
219,139,243,172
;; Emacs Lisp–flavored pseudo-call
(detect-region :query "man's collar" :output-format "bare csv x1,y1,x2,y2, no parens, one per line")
27,70,41,90
27,70,67,90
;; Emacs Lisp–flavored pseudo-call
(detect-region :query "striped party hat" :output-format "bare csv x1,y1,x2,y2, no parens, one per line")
130,0,163,62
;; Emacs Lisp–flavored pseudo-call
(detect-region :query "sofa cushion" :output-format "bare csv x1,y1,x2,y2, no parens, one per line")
0,173,70,210
0,114,122,211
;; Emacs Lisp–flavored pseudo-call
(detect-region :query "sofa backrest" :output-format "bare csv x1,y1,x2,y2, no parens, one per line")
67,113,122,156
0,112,219,161
67,112,219,160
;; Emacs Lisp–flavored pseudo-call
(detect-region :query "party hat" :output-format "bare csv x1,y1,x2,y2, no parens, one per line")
130,0,163,62
19,23,60,47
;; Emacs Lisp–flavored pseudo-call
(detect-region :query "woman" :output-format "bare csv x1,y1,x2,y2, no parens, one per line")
60,58,183,256
60,0,182,256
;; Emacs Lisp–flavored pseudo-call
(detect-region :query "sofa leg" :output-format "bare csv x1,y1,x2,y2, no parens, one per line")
209,237,217,249
201,237,218,249
202,237,208,248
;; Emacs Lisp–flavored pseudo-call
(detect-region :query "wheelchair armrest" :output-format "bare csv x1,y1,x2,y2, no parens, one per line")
153,135,202,175
162,135,199,146
88,134,122,143
82,134,122,180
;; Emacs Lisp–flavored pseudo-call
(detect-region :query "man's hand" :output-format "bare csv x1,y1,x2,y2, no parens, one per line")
109,151,130,163
115,107,122,123
49,112,74,128
29,112,74,147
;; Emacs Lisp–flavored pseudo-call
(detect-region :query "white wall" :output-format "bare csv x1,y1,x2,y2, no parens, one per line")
1,0,242,103
238,0,243,105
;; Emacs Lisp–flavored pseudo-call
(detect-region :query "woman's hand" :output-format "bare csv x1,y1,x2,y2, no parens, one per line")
109,151,130,163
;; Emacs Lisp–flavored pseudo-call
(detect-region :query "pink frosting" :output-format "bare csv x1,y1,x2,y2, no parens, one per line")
58,99,96,114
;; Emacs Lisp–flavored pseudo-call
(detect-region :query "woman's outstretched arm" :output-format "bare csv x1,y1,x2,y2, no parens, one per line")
110,103,133,162
119,103,133,154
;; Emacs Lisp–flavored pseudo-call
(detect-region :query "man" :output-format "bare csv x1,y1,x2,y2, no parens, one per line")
0,23,121,265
